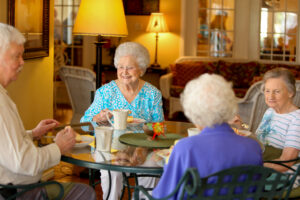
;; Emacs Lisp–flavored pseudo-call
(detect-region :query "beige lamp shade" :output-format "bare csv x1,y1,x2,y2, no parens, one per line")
73,0,128,36
146,13,169,33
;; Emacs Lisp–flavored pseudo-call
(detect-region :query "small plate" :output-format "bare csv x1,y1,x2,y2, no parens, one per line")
74,135,93,148
127,118,146,127
156,149,170,160
235,129,252,137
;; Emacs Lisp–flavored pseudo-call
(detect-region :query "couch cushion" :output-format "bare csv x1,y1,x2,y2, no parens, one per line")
218,60,259,88
170,61,218,87
259,63,300,79
170,85,185,98
258,63,280,75
277,64,300,78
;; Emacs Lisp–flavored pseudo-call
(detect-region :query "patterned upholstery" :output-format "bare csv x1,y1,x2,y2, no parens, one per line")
218,61,259,97
170,61,218,87
161,57,300,118
218,61,259,88
170,85,184,98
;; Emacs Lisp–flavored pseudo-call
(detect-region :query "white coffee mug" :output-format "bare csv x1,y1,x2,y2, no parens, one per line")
95,126,113,152
187,128,199,137
106,109,130,130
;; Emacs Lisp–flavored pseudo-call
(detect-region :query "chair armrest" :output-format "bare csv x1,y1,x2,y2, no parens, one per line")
133,168,200,200
0,180,64,200
159,73,173,99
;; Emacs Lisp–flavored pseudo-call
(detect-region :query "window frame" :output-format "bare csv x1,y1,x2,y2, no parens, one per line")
180,0,300,63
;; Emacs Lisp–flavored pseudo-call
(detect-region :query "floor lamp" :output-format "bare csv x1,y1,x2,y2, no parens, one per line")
73,0,128,88
147,13,169,68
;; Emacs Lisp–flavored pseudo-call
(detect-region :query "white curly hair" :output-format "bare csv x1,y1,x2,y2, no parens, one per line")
114,42,150,76
0,23,25,58
180,73,238,128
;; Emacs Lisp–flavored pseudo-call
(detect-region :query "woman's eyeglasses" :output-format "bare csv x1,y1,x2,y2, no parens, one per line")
117,66,137,71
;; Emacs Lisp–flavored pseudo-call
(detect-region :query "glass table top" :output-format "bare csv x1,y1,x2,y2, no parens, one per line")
40,121,194,173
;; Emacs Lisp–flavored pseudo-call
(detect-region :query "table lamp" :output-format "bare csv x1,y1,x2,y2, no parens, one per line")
73,0,128,88
146,13,169,68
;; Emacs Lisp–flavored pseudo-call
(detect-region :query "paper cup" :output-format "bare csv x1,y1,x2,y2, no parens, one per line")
95,126,113,152
187,128,199,137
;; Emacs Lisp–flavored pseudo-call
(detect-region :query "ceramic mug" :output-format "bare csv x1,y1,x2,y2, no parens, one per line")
95,126,113,152
187,128,199,137
106,109,130,130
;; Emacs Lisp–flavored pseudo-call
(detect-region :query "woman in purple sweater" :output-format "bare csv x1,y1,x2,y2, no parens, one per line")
152,74,263,199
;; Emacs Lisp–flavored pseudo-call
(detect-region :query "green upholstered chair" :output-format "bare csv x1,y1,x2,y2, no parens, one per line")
134,165,300,200
0,180,64,200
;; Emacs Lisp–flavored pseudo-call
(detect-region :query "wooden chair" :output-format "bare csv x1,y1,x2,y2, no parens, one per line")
134,165,300,200
0,181,64,200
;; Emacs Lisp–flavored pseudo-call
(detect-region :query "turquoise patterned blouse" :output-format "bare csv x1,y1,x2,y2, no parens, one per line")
80,80,164,123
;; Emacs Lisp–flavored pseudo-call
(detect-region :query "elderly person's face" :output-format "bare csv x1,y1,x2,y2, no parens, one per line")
264,78,293,113
116,55,142,85
0,42,24,87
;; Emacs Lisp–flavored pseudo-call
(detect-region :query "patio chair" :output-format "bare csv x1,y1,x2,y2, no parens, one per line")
264,158,300,199
0,180,64,200
59,66,96,123
134,165,300,200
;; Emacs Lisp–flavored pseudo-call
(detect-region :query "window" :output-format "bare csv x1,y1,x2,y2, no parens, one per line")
54,0,83,69
260,0,298,62
197,0,235,57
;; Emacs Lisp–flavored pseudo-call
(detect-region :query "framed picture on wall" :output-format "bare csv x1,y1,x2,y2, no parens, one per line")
123,0,159,15
7,0,49,59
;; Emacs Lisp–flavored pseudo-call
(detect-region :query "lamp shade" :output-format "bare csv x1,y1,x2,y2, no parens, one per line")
146,13,169,33
73,0,128,36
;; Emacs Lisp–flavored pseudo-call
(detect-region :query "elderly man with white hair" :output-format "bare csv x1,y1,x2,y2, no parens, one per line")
152,74,263,199
0,23,96,199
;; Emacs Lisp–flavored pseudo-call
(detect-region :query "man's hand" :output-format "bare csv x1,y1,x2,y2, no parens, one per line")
32,119,60,140
55,126,76,155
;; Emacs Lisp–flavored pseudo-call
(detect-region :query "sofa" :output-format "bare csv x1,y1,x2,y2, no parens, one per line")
160,56,300,118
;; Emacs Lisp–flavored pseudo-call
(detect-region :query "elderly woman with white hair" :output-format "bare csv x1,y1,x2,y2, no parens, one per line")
81,42,164,200
152,74,262,199
80,41,164,123
255,68,300,173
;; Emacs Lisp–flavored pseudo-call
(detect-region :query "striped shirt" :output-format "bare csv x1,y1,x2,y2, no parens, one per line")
256,108,300,151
